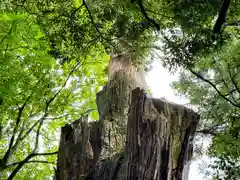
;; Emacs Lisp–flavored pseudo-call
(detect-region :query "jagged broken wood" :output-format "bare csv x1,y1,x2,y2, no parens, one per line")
55,87,199,180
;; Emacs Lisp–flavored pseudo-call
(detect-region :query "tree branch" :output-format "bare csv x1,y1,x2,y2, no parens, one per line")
7,151,58,180
16,118,43,145
228,67,240,95
46,61,81,107
6,62,79,171
70,3,84,18
82,0,117,51
225,88,239,96
11,61,81,154
196,124,226,136
33,118,44,153
10,119,27,157
196,129,218,136
213,0,231,34
136,0,160,30
189,69,240,108
0,22,13,45
224,20,240,26
220,77,238,103
3,95,31,164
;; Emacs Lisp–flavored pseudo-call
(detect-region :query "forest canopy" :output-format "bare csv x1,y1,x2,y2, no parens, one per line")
0,0,239,179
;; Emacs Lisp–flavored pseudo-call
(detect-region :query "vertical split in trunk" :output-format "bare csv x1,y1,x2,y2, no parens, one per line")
55,54,199,180
96,54,147,160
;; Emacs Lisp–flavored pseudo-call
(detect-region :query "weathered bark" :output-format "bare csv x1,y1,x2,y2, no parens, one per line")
55,54,199,180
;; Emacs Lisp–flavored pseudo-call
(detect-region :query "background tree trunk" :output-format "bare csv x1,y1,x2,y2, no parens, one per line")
54,54,199,180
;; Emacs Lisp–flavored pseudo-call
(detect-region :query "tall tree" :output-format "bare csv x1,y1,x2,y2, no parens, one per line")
0,0,239,179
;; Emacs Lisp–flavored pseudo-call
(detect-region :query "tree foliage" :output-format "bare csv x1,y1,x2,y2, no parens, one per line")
0,11,108,179
173,19,240,180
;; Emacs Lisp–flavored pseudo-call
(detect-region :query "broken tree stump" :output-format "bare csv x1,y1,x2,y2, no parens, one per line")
55,88,199,180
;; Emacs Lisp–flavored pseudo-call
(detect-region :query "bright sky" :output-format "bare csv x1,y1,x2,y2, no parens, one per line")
146,60,207,180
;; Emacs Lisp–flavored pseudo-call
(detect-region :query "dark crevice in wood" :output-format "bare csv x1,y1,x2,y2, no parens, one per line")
160,141,170,180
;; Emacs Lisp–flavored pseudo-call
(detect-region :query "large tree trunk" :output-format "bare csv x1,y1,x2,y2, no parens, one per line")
54,54,199,180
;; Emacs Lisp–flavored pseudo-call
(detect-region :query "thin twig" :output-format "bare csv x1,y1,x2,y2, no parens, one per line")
228,67,240,95
46,61,81,106
196,129,218,136
220,76,237,103
0,22,13,45
189,69,240,108
45,114,70,120
7,160,55,168
70,3,84,18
